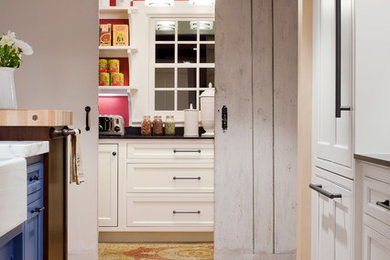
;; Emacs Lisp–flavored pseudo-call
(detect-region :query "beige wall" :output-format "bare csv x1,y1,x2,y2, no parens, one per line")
0,1,99,259
297,0,313,259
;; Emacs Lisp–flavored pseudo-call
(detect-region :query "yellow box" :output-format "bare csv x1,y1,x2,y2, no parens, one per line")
113,24,129,47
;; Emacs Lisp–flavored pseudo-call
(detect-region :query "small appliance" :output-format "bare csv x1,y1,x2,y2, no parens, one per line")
99,115,125,136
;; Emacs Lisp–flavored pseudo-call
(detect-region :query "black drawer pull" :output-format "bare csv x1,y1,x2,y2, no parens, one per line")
29,176,43,182
174,149,201,153
376,200,390,211
173,210,201,214
173,177,201,180
309,184,342,199
31,207,45,214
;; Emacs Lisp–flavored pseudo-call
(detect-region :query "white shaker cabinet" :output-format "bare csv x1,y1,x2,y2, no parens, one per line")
99,139,214,233
311,167,354,260
313,0,353,175
363,225,390,260
98,144,118,227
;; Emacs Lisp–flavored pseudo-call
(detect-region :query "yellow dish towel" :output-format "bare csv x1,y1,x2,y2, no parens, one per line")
71,129,84,185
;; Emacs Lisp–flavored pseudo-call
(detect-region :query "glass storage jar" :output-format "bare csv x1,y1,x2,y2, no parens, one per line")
141,115,152,136
153,116,163,136
165,115,175,136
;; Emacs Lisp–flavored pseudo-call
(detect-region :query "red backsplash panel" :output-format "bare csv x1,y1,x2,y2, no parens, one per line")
99,96,129,126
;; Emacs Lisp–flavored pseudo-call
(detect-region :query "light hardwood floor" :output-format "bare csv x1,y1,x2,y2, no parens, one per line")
99,243,214,260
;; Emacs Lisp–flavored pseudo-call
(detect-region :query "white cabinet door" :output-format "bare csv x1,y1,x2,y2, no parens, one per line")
312,167,353,260
313,0,353,170
98,144,118,227
363,225,390,260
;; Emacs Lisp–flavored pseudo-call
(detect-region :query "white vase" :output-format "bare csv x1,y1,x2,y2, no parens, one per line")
0,68,17,109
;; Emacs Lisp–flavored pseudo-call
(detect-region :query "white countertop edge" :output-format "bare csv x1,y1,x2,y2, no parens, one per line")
0,141,50,159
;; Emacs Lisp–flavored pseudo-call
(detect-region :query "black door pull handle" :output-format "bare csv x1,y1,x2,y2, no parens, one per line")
222,106,228,131
85,106,91,131
309,184,342,199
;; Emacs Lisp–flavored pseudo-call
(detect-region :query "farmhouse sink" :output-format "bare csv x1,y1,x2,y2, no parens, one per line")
0,157,27,237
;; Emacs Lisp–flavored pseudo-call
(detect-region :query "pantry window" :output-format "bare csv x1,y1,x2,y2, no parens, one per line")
151,19,215,115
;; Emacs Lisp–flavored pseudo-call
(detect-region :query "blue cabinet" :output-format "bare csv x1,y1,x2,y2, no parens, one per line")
24,159,44,260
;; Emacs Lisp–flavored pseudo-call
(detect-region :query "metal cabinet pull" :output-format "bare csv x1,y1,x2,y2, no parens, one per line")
335,0,351,118
173,210,201,214
29,175,43,182
309,184,342,199
173,149,201,153
31,207,45,214
112,152,117,156
173,177,201,180
376,200,390,211
85,106,91,131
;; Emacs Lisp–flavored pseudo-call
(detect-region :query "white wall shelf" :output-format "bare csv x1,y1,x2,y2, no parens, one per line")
99,6,137,19
99,46,137,57
98,86,138,95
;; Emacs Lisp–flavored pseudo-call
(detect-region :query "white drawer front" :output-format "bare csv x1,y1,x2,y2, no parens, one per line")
127,164,214,193
363,225,390,260
126,194,214,227
126,141,214,163
364,176,390,226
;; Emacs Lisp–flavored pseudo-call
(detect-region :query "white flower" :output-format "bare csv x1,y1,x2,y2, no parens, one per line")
0,31,16,47
7,31,16,41
14,39,33,55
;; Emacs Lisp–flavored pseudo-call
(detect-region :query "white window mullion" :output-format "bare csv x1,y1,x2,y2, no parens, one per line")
174,20,178,111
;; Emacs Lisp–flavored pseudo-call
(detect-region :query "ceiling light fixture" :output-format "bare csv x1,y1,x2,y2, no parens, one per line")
190,21,214,31
188,0,215,6
145,0,175,7
156,21,176,31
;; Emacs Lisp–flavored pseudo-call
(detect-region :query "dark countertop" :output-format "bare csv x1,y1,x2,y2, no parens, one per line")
354,154,390,168
99,126,214,140
99,135,214,139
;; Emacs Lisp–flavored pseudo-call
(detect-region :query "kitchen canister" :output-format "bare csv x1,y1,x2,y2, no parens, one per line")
200,83,215,137
184,104,199,137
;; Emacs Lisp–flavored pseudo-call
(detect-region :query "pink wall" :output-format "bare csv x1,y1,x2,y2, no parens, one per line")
99,96,130,126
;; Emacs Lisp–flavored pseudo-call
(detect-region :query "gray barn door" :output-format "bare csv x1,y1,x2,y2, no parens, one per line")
215,0,297,259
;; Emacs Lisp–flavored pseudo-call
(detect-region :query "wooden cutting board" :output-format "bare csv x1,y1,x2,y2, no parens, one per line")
0,110,73,126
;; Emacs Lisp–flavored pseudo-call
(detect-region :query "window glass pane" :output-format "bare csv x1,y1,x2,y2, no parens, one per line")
200,44,215,63
156,44,175,63
200,68,215,88
155,91,174,110
200,21,215,41
155,21,175,41
178,44,197,63
178,68,196,88
155,68,174,88
178,21,197,41
178,91,197,110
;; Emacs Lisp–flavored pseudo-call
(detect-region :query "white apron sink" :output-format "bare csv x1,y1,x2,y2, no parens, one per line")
0,157,27,237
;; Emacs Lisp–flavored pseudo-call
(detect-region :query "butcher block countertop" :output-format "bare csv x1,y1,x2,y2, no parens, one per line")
0,110,73,126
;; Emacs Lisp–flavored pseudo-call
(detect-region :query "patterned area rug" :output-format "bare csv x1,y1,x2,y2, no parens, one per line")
99,243,214,260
